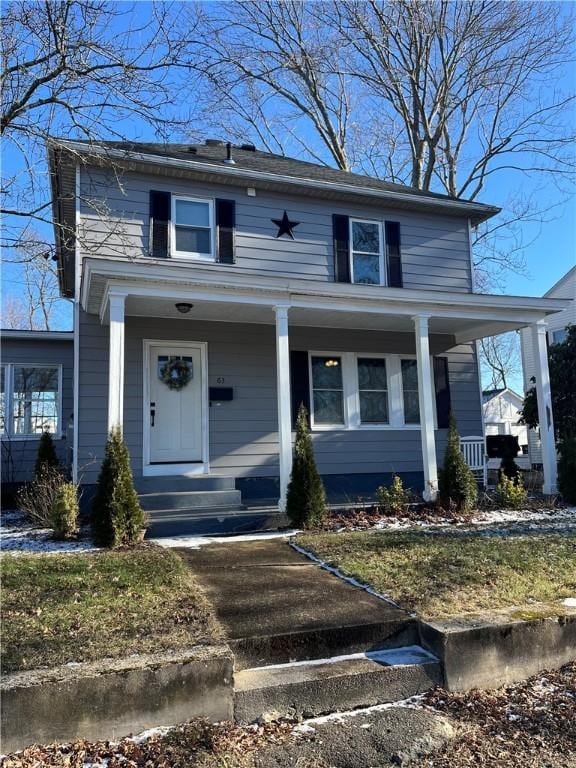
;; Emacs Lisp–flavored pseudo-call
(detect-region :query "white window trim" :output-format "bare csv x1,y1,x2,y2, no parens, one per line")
171,195,215,261
349,218,387,287
1,363,63,440
308,351,436,431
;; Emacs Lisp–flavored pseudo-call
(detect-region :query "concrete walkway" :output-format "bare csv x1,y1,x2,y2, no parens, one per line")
177,539,416,668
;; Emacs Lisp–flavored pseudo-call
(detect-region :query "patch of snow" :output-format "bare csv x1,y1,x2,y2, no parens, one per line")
244,645,437,673
293,693,426,731
289,541,402,610
127,725,174,744
1,525,98,555
153,529,300,549
561,597,576,607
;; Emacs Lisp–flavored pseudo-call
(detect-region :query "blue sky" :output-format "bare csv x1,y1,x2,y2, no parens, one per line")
2,1,574,393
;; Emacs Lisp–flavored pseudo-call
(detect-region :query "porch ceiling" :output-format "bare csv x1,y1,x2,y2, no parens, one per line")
83,258,570,345
122,295,523,342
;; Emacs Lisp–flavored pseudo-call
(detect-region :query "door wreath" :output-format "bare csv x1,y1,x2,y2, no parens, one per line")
159,358,192,391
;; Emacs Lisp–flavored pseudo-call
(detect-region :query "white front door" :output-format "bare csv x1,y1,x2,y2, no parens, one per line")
148,344,204,465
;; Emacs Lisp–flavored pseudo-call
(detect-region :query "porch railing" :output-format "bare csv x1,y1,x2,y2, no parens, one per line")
460,436,487,487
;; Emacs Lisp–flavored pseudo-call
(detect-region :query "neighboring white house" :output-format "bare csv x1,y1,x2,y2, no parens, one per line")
520,266,575,466
482,387,530,470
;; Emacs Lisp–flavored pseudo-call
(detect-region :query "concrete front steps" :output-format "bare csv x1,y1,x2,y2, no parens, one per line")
136,475,287,537
234,645,442,723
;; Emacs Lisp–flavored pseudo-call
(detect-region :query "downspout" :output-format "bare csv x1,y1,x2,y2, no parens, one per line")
72,165,80,483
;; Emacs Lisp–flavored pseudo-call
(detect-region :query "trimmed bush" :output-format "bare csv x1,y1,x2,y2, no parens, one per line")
91,427,148,547
496,472,528,508
377,475,410,515
51,482,79,539
558,437,576,503
18,465,64,527
286,404,327,528
438,414,478,512
34,431,60,478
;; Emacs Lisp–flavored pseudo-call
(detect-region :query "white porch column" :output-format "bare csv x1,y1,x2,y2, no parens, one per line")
413,314,438,501
274,304,292,511
531,321,557,494
107,291,126,432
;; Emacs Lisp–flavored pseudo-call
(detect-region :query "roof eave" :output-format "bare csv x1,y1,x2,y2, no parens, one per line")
52,140,501,225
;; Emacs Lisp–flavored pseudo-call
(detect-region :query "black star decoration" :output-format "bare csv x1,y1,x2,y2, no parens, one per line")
272,210,299,240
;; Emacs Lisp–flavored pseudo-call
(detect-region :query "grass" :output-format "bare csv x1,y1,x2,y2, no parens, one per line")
296,531,576,619
1,545,221,674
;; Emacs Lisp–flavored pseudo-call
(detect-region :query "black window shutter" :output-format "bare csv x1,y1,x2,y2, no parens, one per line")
290,350,310,427
385,221,403,287
216,199,235,264
149,190,171,258
333,214,351,283
433,357,451,428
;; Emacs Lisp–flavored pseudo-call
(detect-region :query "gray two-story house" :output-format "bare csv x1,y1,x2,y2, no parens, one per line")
49,139,565,528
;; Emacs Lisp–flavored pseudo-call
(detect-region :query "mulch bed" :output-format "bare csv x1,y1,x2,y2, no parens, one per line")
413,662,576,767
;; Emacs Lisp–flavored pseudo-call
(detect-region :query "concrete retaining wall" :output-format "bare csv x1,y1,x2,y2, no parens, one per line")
1,646,233,753
420,612,576,691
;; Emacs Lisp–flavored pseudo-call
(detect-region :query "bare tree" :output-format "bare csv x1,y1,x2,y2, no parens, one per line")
187,0,575,288
1,235,63,329
183,1,358,169
1,0,191,322
480,332,522,391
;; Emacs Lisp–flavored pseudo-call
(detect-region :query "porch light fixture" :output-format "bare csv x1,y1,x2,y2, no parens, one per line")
324,358,340,367
175,302,193,314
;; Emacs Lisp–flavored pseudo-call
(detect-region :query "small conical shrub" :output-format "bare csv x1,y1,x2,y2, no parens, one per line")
286,404,326,528
51,482,79,540
438,414,478,513
91,427,148,547
34,431,60,478
496,472,528,508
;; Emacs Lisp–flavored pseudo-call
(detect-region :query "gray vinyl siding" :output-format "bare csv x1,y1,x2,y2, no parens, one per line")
78,311,482,485
1,337,74,483
79,167,473,292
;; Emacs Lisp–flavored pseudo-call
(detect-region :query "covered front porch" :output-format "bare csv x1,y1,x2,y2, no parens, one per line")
80,258,565,509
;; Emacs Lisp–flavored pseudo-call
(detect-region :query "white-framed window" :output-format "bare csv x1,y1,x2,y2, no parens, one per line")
308,352,425,430
350,218,386,286
1,364,62,438
550,328,567,345
171,195,214,260
400,359,420,424
310,355,345,425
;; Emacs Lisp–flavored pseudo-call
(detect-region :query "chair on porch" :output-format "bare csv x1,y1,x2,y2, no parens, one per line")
459,436,488,488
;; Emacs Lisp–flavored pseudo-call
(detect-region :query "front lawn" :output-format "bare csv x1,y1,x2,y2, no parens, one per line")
296,531,576,619
1,546,221,673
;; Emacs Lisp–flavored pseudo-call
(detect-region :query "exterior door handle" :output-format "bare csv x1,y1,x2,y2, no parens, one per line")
150,402,155,427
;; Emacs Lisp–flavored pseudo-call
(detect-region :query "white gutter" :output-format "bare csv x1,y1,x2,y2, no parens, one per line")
1,330,74,340
53,140,500,222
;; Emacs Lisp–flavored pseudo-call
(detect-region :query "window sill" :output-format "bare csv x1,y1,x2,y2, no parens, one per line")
310,424,422,432
169,253,216,262
1,433,64,441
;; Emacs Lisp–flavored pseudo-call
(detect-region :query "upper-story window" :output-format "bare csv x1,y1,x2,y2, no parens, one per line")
350,219,385,286
172,196,214,260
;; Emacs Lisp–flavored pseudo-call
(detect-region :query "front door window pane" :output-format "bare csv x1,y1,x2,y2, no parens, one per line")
13,367,59,435
311,356,344,424
358,358,388,424
401,359,420,424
